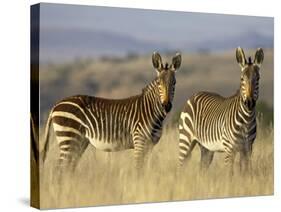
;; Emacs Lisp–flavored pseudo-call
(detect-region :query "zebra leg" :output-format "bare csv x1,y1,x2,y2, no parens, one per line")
239,151,249,175
224,149,236,177
133,135,146,173
56,138,89,178
55,150,79,186
54,138,89,200
178,110,196,168
178,138,196,168
239,142,253,175
143,144,154,169
199,144,214,171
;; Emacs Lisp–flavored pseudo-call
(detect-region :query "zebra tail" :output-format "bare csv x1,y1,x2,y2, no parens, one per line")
41,110,53,163
30,113,39,164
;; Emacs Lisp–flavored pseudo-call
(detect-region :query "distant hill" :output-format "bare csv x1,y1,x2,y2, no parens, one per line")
40,28,273,63
186,31,273,52
40,28,166,62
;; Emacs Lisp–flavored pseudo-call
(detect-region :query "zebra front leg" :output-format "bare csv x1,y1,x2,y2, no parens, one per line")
133,136,146,175
224,149,236,177
143,144,154,169
239,144,253,176
199,144,214,172
239,153,250,176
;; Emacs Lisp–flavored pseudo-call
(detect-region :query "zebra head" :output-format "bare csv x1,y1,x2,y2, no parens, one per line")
236,47,264,110
152,52,181,112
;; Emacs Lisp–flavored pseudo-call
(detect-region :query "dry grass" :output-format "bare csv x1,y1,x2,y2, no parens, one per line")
39,121,273,209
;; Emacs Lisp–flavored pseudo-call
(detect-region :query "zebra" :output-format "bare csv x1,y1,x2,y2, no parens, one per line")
42,52,181,173
178,47,264,175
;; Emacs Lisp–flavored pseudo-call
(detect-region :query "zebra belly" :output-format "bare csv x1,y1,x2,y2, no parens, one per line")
200,140,225,152
89,138,133,152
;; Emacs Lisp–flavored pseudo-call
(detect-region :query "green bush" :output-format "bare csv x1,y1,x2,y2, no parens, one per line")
256,101,274,127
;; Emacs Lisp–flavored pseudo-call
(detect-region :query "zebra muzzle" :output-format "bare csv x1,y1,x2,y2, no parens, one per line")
244,98,256,110
164,101,172,113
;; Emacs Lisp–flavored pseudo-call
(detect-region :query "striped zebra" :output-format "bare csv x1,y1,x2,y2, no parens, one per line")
178,47,264,175
42,52,181,173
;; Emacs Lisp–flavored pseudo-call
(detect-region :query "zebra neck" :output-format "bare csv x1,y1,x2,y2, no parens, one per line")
237,95,256,126
142,79,166,119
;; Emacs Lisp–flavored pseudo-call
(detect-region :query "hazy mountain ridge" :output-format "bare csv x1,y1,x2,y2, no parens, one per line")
190,31,273,51
40,28,166,62
40,28,273,63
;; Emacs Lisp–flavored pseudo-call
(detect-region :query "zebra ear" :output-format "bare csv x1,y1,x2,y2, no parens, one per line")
254,48,264,68
236,47,247,69
172,53,181,71
152,52,163,73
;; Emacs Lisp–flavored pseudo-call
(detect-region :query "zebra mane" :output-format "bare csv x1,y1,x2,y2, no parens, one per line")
216,89,240,100
248,56,253,64
164,62,169,70
142,77,159,94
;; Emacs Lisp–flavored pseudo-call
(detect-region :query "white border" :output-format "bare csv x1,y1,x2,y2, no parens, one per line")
0,0,279,211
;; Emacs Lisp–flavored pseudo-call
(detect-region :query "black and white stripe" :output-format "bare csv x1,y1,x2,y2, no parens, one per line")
178,47,264,175
42,52,181,171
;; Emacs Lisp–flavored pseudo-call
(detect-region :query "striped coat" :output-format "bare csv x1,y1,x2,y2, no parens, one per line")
42,52,181,172
178,47,264,175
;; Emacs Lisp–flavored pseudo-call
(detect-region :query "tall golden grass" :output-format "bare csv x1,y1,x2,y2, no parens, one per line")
39,119,273,209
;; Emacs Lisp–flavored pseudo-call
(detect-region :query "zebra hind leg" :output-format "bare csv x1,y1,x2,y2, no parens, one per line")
53,139,89,204
55,139,89,186
178,137,196,169
54,153,78,204
199,144,214,172
178,111,196,169
55,151,79,186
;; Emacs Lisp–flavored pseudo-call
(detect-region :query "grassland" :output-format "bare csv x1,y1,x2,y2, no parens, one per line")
39,119,273,209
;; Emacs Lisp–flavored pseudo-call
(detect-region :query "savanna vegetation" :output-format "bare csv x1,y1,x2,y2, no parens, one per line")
37,50,274,208
40,117,273,209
